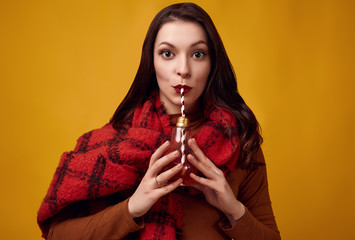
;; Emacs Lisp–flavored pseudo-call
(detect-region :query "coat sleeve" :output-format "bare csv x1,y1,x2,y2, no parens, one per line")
47,198,144,240
220,149,281,240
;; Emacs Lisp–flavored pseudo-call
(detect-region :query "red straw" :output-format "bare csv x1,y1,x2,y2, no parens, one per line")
180,87,185,117
180,87,186,164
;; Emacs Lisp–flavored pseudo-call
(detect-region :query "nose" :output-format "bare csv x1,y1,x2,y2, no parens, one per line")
176,56,191,79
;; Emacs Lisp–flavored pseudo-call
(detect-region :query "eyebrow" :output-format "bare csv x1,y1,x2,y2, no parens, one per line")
158,40,208,48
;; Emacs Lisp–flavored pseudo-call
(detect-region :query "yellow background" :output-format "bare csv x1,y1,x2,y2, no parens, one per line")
1,0,354,239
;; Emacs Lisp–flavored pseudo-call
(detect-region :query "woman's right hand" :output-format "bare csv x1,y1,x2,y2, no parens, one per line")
128,141,183,218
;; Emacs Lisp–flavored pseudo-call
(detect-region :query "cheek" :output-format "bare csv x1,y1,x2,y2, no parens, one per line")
154,59,170,81
195,63,210,86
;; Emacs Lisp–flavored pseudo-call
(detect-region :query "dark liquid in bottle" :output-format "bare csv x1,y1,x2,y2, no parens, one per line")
163,123,198,185
165,159,198,185
163,145,198,186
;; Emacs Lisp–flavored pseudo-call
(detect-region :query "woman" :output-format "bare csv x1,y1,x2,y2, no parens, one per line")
38,3,280,240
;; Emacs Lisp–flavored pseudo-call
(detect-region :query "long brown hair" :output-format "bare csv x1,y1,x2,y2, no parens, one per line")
110,3,263,168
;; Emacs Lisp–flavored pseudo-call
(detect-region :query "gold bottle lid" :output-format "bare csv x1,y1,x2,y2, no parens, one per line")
176,116,189,127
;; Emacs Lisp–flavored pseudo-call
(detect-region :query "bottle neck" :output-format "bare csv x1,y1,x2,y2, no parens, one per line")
171,126,190,142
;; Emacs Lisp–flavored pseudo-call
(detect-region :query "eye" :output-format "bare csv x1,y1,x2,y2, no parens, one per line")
159,50,174,59
192,51,206,59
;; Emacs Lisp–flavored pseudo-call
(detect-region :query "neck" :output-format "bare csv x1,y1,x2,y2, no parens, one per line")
162,101,200,115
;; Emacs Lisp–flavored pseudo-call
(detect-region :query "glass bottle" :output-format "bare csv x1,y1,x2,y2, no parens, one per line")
165,116,198,185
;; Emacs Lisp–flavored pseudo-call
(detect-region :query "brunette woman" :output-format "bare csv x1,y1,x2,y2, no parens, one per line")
38,3,280,240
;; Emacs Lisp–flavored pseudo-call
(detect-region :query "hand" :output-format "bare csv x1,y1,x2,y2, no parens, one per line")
128,141,183,218
187,138,245,225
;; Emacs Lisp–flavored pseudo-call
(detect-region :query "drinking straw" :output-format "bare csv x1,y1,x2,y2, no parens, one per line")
180,87,186,164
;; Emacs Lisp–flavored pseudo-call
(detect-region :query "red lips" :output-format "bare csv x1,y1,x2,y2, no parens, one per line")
174,84,192,94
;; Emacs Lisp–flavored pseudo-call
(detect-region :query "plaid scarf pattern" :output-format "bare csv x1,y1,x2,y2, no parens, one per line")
37,92,240,239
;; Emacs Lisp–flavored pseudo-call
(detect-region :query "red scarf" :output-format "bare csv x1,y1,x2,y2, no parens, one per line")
37,93,240,239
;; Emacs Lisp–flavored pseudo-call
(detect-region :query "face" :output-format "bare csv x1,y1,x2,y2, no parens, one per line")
153,20,211,115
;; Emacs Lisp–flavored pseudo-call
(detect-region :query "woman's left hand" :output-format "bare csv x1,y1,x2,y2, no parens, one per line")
187,138,245,225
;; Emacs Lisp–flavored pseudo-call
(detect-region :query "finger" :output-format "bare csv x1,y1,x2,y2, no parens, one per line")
157,178,183,196
157,163,183,184
189,172,217,190
187,154,220,180
188,138,216,169
149,141,170,167
186,180,204,192
149,150,180,176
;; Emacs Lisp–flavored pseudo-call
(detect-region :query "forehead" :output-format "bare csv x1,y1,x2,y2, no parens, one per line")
155,20,208,45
